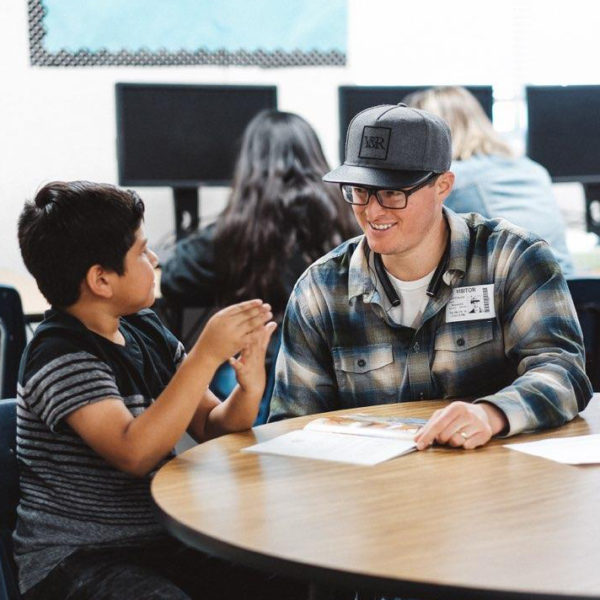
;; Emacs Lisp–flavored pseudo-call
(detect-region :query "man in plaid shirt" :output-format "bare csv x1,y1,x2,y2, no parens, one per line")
269,104,591,449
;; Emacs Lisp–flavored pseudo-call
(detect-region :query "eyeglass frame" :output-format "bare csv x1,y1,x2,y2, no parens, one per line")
340,172,440,210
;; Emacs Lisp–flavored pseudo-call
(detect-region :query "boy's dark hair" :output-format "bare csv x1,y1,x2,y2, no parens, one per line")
18,181,145,307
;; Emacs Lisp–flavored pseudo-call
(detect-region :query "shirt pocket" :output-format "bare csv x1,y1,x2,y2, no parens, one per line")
332,344,396,402
433,320,502,397
434,321,494,352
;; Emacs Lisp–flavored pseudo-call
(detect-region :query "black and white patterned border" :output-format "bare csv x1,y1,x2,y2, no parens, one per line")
28,0,346,68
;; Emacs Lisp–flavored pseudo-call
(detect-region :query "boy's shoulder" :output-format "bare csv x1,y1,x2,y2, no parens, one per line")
26,309,95,356
20,308,179,387
20,310,100,386
31,308,167,345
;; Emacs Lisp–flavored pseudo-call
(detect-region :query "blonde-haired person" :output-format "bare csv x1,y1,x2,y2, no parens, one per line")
404,86,574,277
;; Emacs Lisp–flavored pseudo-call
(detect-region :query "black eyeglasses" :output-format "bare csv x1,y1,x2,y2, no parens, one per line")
340,172,439,210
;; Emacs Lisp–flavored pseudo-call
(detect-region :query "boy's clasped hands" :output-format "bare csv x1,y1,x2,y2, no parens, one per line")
194,299,277,397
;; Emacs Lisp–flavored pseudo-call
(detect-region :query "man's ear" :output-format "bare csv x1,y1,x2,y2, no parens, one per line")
84,264,114,299
436,171,455,202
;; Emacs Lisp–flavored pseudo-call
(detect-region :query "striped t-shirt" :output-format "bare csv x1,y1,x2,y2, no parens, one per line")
14,308,184,593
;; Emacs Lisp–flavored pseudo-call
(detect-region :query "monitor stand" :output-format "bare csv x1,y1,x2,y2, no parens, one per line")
583,183,600,238
173,187,199,240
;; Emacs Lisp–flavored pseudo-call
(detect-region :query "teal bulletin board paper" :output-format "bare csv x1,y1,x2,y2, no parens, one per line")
41,0,347,54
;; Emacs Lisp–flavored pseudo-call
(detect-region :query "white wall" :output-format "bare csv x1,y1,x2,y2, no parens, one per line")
1,0,599,275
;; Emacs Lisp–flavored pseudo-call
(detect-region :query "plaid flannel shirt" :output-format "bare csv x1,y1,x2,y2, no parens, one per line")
269,208,592,435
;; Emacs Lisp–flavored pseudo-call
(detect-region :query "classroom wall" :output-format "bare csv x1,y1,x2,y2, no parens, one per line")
1,0,598,275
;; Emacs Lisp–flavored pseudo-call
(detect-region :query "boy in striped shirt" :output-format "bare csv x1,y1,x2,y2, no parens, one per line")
15,181,304,600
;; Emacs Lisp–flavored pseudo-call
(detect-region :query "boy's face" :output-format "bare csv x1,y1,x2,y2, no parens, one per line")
113,225,158,314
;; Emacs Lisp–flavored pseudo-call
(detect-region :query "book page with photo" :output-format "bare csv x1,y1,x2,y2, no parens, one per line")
243,414,428,465
304,414,426,440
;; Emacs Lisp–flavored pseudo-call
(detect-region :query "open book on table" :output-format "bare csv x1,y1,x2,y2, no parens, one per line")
243,414,427,466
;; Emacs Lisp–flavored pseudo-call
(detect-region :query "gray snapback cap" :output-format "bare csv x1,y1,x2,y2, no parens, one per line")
324,103,452,188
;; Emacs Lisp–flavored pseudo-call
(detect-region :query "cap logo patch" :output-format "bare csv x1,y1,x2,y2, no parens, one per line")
359,126,391,160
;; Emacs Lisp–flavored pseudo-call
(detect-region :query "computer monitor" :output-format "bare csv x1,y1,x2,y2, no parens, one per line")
527,85,600,236
116,83,277,238
338,85,494,161
526,85,600,183
116,83,278,187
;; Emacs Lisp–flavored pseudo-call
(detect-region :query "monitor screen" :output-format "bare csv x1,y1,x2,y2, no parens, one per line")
526,86,600,183
338,85,494,161
116,83,278,187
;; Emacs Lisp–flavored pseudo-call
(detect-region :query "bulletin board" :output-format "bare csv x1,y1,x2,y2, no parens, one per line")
28,0,347,67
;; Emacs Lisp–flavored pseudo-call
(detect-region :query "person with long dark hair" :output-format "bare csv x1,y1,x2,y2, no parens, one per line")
161,110,358,394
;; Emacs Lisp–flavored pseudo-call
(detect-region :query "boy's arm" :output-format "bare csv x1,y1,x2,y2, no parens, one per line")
187,322,277,441
66,300,271,477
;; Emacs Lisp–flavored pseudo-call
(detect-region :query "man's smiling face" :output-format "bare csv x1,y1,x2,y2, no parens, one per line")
351,175,449,261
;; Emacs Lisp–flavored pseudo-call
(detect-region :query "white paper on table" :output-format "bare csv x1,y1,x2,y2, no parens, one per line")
504,433,600,465
242,429,416,465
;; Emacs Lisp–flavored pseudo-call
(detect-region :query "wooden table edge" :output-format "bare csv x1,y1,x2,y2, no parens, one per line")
154,496,585,600
152,399,600,600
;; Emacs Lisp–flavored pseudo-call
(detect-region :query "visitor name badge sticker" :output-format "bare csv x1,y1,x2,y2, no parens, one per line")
446,284,495,322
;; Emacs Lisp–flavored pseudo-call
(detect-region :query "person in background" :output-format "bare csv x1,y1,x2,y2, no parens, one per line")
161,110,359,405
404,85,575,277
15,181,306,600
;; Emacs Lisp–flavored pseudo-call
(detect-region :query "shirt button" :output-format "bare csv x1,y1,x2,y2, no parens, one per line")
456,337,465,347
357,358,366,367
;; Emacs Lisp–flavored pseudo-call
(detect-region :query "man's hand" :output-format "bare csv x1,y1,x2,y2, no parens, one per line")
414,401,508,450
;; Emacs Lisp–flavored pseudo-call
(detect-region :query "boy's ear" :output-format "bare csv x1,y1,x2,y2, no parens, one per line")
84,264,114,299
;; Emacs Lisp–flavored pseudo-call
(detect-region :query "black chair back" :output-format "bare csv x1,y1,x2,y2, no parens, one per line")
0,398,21,599
567,278,600,391
0,287,26,399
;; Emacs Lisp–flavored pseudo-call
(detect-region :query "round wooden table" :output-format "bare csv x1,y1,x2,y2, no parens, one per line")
152,398,600,600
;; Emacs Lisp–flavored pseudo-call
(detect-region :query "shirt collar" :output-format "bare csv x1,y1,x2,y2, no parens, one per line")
348,237,377,303
347,207,468,303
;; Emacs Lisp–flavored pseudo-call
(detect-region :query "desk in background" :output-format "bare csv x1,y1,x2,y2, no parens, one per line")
152,397,600,600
